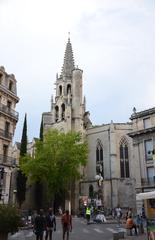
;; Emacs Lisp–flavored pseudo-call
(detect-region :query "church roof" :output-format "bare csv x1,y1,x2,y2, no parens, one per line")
61,37,75,77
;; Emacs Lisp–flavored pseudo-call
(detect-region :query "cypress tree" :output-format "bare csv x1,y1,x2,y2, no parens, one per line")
16,114,27,208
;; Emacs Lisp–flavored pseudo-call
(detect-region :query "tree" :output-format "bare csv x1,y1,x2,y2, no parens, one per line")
34,116,44,209
16,113,28,208
21,129,88,203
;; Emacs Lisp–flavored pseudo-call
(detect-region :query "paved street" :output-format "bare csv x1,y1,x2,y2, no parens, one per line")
8,217,126,240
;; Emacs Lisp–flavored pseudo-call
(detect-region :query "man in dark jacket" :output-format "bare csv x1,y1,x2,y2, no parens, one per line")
45,208,56,240
34,209,46,240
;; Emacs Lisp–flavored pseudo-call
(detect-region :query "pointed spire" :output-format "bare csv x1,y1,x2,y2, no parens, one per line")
61,35,75,77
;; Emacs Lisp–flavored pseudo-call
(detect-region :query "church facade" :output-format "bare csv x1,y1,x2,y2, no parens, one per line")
42,38,140,213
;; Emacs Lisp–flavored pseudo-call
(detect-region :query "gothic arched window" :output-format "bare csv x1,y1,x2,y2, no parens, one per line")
120,137,129,178
55,106,59,122
96,140,104,178
67,84,71,94
59,85,62,96
61,103,65,120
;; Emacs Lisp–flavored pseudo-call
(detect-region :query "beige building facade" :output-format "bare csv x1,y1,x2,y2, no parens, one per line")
0,66,19,204
129,107,155,211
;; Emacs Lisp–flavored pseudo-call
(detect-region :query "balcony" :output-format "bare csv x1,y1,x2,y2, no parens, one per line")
0,154,16,166
0,129,12,140
141,177,155,187
0,83,19,102
0,103,19,120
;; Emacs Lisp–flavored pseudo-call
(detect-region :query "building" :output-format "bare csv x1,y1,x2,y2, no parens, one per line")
0,66,19,204
128,107,155,212
42,38,141,213
43,37,86,212
82,121,136,210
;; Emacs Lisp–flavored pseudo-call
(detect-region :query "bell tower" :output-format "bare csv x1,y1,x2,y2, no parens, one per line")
43,37,86,134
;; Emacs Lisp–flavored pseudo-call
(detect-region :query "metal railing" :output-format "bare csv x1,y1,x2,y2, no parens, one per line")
0,154,16,166
0,103,18,120
0,129,12,140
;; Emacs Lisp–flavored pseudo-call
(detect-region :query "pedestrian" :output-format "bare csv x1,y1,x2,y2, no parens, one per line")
127,208,133,218
61,210,72,240
58,206,63,215
85,206,91,224
136,214,144,234
126,215,138,235
115,205,122,226
45,208,56,240
33,209,46,240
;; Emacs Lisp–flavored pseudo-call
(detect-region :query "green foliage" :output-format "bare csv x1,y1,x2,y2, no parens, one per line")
0,205,21,233
21,129,88,200
20,113,27,157
16,113,28,207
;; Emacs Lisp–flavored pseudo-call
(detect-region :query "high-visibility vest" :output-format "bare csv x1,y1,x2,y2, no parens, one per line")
86,208,91,215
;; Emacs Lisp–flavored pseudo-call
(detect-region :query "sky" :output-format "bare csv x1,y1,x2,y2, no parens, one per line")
0,0,155,142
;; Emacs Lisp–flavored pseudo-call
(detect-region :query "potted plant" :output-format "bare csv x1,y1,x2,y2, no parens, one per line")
0,204,21,240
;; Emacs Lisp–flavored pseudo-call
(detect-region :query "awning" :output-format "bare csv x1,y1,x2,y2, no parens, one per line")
136,191,155,200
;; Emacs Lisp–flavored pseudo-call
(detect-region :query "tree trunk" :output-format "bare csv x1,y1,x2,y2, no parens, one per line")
0,232,8,240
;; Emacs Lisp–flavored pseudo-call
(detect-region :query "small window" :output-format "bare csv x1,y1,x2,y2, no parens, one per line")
5,121,10,134
145,139,153,160
0,73,3,84
143,118,151,129
67,84,71,94
55,106,59,122
59,85,62,96
7,101,11,109
3,145,8,162
9,80,13,91
61,103,65,120
147,167,154,183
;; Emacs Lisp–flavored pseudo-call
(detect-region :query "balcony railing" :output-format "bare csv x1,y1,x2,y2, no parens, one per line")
0,129,12,140
0,154,16,166
141,177,155,187
0,103,18,120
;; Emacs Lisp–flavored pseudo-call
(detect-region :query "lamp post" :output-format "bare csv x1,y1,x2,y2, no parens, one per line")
13,189,17,206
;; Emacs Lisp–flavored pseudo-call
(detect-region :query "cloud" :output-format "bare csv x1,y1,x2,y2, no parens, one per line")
0,0,155,141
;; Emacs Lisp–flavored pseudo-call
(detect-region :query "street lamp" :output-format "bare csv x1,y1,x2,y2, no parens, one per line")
13,189,17,205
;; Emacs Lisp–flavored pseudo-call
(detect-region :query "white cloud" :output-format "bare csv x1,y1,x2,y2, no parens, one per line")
0,0,155,141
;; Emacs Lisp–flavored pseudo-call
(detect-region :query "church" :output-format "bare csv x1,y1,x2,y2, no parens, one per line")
42,37,150,214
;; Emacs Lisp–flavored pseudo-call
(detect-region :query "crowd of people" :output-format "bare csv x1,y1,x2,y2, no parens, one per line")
31,208,72,240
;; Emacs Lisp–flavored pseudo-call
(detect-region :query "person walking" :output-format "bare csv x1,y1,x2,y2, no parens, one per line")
115,205,122,226
45,208,56,240
126,215,138,235
61,210,72,240
33,209,46,240
86,206,91,224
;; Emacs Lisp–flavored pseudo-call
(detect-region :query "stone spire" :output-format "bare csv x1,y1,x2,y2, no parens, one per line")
61,36,75,77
